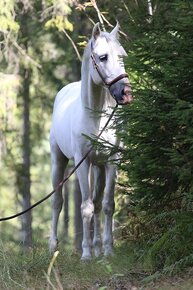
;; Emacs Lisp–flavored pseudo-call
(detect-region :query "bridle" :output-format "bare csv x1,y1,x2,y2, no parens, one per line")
90,41,129,89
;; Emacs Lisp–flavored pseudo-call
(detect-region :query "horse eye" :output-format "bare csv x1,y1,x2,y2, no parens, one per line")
99,54,108,62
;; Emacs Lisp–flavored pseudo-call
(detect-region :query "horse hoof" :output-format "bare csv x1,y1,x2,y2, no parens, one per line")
81,254,92,261
94,247,102,258
104,247,114,257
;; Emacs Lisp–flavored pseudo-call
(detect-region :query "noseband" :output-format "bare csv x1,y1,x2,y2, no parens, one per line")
90,42,128,88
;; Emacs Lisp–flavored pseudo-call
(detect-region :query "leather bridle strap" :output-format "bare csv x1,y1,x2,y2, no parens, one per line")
91,52,107,85
107,73,129,87
90,43,128,88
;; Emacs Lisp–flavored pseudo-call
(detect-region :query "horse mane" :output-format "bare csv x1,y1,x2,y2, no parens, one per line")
81,37,115,108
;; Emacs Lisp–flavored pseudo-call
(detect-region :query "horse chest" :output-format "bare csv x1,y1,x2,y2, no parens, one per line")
88,120,118,164
98,116,116,142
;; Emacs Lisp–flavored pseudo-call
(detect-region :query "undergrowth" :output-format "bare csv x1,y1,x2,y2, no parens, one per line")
0,240,139,290
115,199,193,282
1,235,193,289
143,211,193,274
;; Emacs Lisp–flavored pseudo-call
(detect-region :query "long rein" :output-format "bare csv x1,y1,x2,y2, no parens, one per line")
0,40,128,222
0,104,118,222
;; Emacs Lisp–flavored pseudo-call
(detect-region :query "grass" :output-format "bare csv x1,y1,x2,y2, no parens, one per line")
0,239,193,290
0,240,139,290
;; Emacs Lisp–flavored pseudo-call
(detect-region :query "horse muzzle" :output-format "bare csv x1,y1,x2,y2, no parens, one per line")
109,83,133,105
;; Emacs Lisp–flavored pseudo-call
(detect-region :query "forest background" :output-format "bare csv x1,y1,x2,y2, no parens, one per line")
1,0,193,289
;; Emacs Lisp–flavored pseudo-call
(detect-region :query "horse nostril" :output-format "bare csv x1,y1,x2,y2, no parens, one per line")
110,83,133,105
121,86,132,97
120,85,133,105
121,89,125,96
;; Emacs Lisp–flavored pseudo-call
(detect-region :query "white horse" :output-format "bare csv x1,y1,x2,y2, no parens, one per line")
49,23,132,260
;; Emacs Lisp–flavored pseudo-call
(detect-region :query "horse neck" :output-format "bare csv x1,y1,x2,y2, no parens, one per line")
80,44,115,112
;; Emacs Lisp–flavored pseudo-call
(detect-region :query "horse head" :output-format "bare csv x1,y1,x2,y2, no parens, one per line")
90,23,133,105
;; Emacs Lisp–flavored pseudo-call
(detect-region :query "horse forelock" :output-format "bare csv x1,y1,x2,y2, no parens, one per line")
90,31,125,57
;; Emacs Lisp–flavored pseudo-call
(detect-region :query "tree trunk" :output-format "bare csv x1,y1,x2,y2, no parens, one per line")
18,7,32,249
19,67,32,249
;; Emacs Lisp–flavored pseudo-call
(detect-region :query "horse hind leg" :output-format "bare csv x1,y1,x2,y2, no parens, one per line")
92,165,105,257
49,138,69,252
102,165,116,257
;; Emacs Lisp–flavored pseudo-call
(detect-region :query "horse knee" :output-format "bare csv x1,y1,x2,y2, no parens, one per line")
81,199,94,221
102,200,115,216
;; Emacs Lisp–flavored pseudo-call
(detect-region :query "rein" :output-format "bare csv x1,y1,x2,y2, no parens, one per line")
0,104,118,222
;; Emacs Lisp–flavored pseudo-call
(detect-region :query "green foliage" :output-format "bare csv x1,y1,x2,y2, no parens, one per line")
112,0,193,274
118,1,193,207
0,0,19,33
144,212,193,272
44,0,73,31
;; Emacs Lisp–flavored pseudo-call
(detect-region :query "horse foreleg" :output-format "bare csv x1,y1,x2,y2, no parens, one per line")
49,139,68,252
92,165,105,257
75,157,94,260
102,165,116,256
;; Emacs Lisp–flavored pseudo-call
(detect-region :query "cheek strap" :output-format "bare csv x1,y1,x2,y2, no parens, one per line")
91,52,128,87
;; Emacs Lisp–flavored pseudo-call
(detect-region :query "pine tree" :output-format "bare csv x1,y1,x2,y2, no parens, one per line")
113,0,193,271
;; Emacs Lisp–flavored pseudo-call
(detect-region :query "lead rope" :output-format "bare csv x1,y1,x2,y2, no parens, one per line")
0,104,118,222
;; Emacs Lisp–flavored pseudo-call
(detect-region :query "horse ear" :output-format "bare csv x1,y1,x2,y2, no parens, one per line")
92,23,101,40
110,22,120,39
